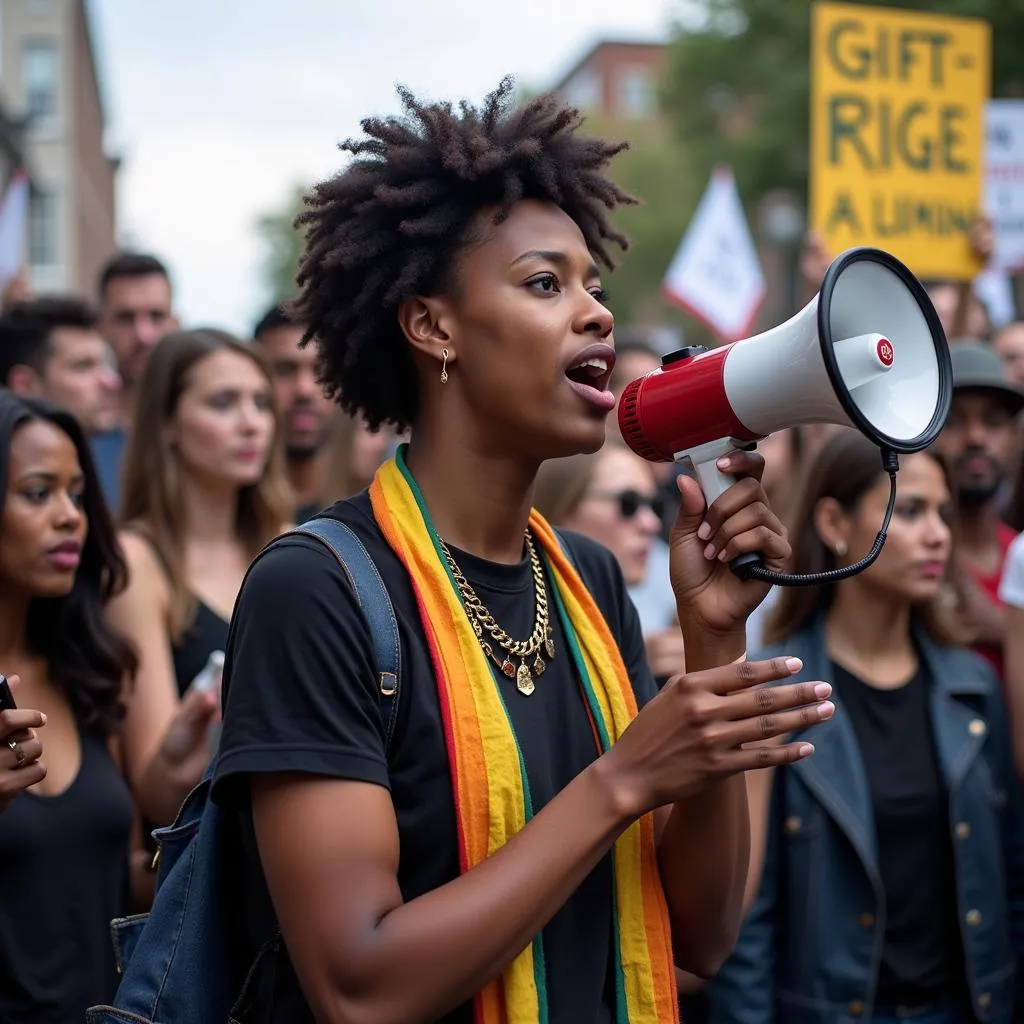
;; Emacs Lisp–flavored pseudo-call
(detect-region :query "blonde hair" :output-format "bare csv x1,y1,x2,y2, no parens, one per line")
120,329,293,641
533,450,607,525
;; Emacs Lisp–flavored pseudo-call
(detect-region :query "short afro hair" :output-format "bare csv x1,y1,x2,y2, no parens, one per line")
289,76,636,433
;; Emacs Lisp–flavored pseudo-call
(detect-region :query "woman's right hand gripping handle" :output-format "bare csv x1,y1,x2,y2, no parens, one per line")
0,675,47,813
600,656,832,817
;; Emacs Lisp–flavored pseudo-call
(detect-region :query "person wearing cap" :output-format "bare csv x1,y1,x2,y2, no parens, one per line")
934,342,1024,680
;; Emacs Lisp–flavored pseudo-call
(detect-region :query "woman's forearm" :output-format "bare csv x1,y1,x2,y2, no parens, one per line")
654,625,752,975
134,751,193,826
657,775,751,977
261,760,637,1024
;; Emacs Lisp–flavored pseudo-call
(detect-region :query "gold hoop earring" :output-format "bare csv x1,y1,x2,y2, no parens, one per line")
440,348,449,384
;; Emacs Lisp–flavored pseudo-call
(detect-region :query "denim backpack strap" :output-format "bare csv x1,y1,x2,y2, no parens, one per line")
86,523,402,1024
293,519,402,754
88,760,231,1023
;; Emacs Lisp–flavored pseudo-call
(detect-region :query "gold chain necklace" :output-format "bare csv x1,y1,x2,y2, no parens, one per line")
439,531,554,696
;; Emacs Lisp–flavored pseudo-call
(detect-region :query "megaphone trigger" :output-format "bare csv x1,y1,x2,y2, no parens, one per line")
683,436,767,582
618,246,953,588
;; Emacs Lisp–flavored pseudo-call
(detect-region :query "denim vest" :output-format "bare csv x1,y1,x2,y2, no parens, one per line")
705,620,1024,1024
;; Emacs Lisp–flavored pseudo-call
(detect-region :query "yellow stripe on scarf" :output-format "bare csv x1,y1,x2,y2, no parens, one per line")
370,452,677,1024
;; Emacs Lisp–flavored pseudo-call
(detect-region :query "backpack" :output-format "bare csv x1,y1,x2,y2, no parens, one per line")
86,518,403,1024
86,520,581,1024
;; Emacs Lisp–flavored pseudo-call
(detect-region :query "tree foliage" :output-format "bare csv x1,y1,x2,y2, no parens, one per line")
256,182,308,307
661,0,1024,208
583,115,700,332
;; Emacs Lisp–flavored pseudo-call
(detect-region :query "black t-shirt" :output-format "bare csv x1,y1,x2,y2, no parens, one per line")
294,500,321,525
831,660,964,1005
212,491,659,1024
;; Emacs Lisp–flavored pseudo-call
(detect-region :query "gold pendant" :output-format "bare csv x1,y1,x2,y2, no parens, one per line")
501,659,516,678
544,637,555,659
532,655,545,677
516,662,536,696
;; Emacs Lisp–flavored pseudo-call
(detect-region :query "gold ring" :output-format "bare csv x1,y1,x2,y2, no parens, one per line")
7,739,25,767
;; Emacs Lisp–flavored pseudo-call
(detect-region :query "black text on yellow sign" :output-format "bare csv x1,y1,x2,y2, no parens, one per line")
810,2,990,280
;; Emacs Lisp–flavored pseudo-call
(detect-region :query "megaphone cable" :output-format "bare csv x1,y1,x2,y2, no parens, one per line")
732,449,900,588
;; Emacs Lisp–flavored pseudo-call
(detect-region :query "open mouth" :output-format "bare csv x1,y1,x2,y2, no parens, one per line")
565,344,616,391
565,356,613,391
564,347,617,413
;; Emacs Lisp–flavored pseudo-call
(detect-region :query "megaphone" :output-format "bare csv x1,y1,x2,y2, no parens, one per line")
618,247,952,586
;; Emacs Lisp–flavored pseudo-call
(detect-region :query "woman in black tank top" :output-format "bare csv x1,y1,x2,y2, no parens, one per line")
106,329,293,827
0,393,140,1024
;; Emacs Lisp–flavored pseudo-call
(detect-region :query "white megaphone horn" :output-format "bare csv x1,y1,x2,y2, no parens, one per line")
618,247,953,587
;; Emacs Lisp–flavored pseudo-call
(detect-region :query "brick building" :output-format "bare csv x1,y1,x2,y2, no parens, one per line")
0,0,118,294
550,40,667,123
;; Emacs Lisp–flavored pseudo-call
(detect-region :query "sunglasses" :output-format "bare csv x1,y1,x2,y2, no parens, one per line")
587,489,666,520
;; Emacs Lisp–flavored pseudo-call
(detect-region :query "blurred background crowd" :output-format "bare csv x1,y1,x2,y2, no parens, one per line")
2,0,1024,1022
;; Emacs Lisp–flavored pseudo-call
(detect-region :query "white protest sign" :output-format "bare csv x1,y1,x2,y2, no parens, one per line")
662,166,765,343
985,100,1024,271
0,169,28,290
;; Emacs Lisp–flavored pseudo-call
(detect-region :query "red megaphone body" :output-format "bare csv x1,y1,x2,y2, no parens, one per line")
617,247,952,581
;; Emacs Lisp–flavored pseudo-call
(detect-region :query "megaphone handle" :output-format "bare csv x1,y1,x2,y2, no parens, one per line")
685,439,765,582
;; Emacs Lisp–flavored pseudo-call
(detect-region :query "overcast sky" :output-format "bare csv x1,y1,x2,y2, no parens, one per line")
89,0,678,336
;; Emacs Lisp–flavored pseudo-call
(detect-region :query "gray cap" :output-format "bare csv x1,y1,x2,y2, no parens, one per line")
949,341,1024,414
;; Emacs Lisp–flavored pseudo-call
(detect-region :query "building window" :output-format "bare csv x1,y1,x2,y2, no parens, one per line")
22,39,58,125
29,190,57,267
562,69,601,112
618,67,656,119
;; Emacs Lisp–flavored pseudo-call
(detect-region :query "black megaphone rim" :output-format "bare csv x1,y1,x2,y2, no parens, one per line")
816,246,952,454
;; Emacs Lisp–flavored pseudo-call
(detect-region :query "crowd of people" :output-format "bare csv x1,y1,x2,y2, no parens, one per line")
0,254,401,1020
1,76,1024,1024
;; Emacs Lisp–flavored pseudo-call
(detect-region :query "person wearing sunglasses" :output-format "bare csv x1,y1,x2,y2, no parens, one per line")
534,443,683,683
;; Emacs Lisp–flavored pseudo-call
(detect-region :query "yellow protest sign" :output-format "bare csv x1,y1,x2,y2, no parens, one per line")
810,2,991,280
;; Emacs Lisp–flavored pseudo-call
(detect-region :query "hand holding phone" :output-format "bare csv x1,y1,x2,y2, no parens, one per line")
0,674,47,809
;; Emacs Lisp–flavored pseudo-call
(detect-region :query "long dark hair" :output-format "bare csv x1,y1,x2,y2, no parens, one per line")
764,429,967,647
0,391,137,734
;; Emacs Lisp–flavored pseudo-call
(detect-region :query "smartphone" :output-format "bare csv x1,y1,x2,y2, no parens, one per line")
0,675,16,711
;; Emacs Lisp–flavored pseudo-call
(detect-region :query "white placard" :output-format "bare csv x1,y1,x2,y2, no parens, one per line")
0,169,28,291
985,100,1024,272
974,267,1016,330
662,166,765,343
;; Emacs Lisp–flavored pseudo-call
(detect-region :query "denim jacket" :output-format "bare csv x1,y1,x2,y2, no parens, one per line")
705,619,1024,1024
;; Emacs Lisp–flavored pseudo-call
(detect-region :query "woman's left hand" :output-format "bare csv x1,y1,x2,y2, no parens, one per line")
668,450,790,636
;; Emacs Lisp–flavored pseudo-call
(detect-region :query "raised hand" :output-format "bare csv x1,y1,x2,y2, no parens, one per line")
668,450,789,636
602,656,831,816
156,683,219,793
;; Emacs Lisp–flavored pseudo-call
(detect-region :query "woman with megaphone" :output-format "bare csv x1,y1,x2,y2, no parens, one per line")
706,430,1024,1024
204,78,834,1024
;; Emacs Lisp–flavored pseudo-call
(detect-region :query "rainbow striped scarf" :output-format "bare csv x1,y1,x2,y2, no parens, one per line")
369,447,678,1024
